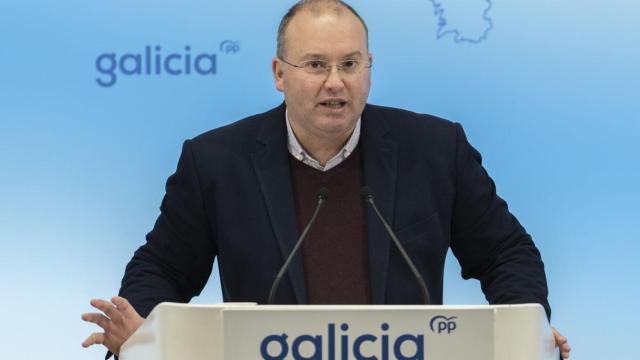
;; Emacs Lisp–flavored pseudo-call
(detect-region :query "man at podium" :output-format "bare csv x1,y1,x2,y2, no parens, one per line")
82,0,570,358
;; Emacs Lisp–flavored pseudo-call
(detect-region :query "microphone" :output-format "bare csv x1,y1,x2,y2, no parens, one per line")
361,186,431,304
267,187,329,305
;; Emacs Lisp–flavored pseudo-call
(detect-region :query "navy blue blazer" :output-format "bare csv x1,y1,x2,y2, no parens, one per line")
119,103,550,318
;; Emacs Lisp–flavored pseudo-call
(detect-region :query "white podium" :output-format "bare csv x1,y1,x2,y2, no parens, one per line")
120,303,558,360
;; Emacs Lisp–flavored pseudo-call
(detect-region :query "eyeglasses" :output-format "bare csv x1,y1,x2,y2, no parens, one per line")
279,57,372,76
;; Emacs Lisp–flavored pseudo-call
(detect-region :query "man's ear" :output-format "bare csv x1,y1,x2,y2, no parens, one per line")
272,57,285,92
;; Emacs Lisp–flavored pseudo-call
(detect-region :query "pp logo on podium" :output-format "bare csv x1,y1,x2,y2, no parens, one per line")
429,315,457,334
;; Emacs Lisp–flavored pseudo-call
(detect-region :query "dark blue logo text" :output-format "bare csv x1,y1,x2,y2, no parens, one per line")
260,323,424,360
429,316,457,334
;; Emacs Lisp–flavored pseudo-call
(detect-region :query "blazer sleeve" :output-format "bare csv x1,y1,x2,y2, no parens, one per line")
449,123,551,319
117,140,218,318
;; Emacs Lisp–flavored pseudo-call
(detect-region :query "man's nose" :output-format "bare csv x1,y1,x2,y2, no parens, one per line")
323,66,346,90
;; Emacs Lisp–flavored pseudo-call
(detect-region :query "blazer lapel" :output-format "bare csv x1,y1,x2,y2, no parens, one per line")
250,104,307,304
361,105,398,304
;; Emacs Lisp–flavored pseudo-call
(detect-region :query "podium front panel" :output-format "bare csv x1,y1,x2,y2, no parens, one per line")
120,303,558,360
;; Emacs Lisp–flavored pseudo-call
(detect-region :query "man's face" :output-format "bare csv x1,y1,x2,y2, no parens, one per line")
273,8,371,143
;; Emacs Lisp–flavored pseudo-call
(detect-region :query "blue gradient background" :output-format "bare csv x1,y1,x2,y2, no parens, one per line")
1,0,638,358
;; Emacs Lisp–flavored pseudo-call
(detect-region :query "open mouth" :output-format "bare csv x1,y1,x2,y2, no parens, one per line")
320,101,347,109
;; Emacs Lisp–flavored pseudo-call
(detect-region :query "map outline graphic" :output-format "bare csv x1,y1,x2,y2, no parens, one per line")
428,0,494,44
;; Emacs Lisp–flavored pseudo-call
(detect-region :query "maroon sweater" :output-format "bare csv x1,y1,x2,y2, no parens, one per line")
289,146,371,304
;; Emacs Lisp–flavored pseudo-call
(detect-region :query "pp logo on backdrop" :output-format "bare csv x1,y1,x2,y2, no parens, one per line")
95,40,240,88
219,40,240,54
429,315,457,334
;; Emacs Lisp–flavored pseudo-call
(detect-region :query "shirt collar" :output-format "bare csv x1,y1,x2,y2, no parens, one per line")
286,109,361,172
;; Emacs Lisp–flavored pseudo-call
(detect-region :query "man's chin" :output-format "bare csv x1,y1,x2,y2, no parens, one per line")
314,118,358,138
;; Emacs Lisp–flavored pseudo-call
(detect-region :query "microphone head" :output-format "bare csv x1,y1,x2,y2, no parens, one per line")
361,186,375,200
317,187,329,200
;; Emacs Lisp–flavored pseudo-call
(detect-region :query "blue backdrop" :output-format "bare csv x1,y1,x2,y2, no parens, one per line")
1,0,638,359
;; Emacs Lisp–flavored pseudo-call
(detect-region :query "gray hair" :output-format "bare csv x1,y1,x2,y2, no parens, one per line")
276,0,369,59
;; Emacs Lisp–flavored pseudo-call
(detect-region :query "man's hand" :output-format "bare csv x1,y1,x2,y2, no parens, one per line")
81,296,144,356
552,326,571,359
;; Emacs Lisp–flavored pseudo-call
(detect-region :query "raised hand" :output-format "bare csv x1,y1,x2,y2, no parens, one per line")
81,296,144,356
